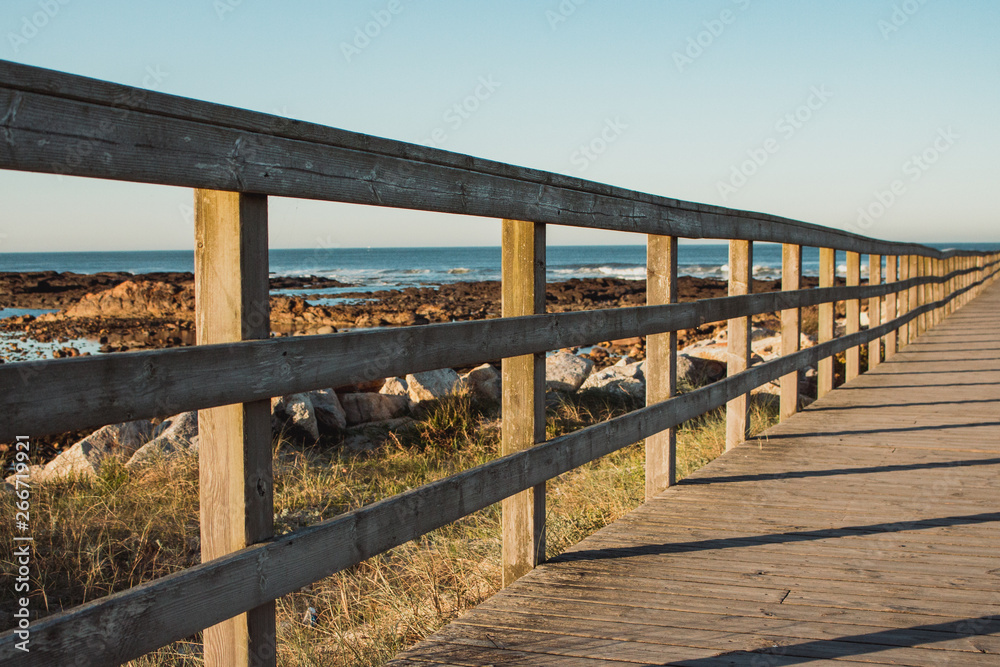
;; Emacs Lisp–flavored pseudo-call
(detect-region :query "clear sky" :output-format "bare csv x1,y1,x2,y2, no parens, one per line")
1,0,998,251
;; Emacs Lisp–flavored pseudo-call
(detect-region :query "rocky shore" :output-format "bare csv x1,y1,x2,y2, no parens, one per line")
1,270,834,357
1,269,853,473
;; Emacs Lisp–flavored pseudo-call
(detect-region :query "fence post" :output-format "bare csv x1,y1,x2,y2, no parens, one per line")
194,190,275,667
908,255,920,341
780,244,802,421
898,255,910,348
501,219,545,585
885,255,897,358
845,251,861,381
918,256,930,336
726,239,752,451
646,235,677,496
868,254,882,370
818,247,836,398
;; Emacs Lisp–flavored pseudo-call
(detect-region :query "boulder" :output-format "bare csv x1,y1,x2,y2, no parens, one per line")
580,364,645,399
273,393,320,441
125,412,198,469
309,389,348,432
42,420,155,480
62,280,194,319
340,393,409,426
379,377,409,398
405,369,465,403
676,354,726,388
545,352,594,393
461,364,501,402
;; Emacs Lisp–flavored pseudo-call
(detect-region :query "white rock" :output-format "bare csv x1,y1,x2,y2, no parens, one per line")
580,365,645,399
42,420,155,480
310,389,347,432
379,377,409,397
676,354,726,387
461,364,501,402
126,412,198,469
273,393,320,441
405,369,465,403
340,393,409,425
545,352,594,392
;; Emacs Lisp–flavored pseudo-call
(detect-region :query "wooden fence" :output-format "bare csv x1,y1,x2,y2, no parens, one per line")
1,60,998,666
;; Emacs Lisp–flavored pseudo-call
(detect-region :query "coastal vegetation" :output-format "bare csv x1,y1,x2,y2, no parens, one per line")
1,388,779,666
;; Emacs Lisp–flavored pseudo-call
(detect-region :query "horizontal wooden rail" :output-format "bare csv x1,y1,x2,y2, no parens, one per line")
2,265,992,666
1,261,993,442
0,59,987,260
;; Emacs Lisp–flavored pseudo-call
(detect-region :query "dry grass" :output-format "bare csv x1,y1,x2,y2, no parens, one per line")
1,390,779,666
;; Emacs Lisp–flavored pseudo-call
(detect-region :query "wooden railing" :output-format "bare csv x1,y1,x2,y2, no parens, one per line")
1,60,998,666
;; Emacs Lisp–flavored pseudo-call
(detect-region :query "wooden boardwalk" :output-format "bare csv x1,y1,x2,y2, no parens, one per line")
390,281,1000,666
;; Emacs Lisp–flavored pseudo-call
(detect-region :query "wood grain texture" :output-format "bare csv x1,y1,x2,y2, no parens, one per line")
501,219,546,585
780,244,802,421
845,251,861,381
868,254,881,369
726,240,752,451
389,280,1000,667
884,255,897,357
194,190,275,667
899,256,911,347
818,248,836,398
0,60,989,260
0,261,994,443
645,235,678,496
0,278,991,667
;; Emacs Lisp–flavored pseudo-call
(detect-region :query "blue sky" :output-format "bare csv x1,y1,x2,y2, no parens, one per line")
1,0,998,251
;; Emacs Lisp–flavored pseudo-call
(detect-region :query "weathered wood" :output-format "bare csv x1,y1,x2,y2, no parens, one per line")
868,254,882,369
0,281,989,667
1,261,994,443
194,190,274,667
645,235,677,496
899,256,911,346
907,255,919,344
391,281,1000,666
501,219,546,585
726,240,752,450
845,251,861,380
884,255,897,357
780,244,802,421
0,60,988,261
817,247,836,397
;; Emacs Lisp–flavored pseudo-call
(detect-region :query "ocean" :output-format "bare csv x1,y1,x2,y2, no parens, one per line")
1,243,996,293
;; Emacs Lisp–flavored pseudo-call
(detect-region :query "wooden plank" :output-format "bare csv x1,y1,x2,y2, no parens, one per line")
907,255,920,344
868,254,882,368
0,60,988,261
726,240,752,450
645,235,678,496
818,247,836,397
194,190,275,667
884,255,897,357
2,289,966,666
780,244,802,420
2,260,994,443
501,219,546,585
845,251,861,380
